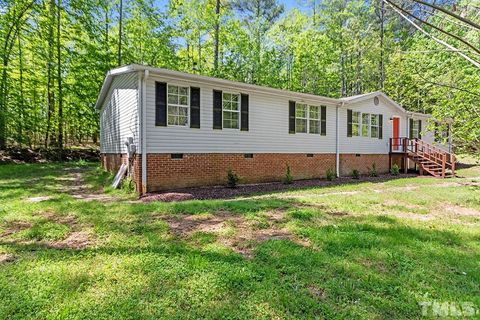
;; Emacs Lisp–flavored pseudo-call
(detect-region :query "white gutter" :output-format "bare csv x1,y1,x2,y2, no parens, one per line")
141,70,149,193
336,102,343,177
99,64,339,107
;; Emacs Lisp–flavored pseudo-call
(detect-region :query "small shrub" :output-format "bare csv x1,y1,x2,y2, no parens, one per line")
369,162,378,177
226,169,240,188
391,164,400,176
283,164,293,184
326,168,336,181
352,169,360,179
121,177,136,193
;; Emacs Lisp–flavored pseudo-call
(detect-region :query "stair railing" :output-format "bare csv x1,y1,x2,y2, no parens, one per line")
404,138,455,177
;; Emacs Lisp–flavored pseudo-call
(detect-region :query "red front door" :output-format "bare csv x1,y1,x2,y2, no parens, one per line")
393,117,400,150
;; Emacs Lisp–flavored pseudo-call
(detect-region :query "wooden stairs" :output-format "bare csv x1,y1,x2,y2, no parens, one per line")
390,138,455,178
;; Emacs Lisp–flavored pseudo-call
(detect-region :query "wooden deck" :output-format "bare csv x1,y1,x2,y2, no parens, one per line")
389,138,455,178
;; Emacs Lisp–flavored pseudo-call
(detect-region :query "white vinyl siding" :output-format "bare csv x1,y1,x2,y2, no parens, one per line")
339,97,403,154
145,74,336,153
98,69,443,158
100,72,139,154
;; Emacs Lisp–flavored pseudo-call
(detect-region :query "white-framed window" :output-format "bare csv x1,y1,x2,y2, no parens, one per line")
362,113,370,137
295,103,308,133
371,114,379,138
309,105,321,134
167,85,189,126
222,92,240,129
411,119,420,138
352,111,361,136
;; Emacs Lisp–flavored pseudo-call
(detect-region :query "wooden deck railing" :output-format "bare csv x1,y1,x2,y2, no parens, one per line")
389,137,455,177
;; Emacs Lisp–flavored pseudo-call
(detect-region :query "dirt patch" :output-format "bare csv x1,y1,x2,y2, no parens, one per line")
359,258,388,273
41,212,78,227
49,231,92,249
160,211,309,257
308,285,327,300
1,213,94,250
143,193,194,202
0,221,33,237
26,196,54,203
0,253,16,264
443,204,480,217
56,168,119,202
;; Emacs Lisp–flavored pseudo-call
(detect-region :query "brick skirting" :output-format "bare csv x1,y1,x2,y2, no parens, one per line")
101,152,389,193
100,153,142,192
339,154,389,176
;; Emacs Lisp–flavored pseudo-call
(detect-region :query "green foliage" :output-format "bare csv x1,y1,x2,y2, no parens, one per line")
20,221,70,241
352,169,360,179
0,0,477,155
283,163,293,184
226,169,240,188
391,164,400,176
369,162,378,177
121,176,136,193
326,168,336,181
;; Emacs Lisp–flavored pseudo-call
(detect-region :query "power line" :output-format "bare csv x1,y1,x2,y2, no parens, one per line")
383,0,480,68
409,0,480,31
385,0,480,55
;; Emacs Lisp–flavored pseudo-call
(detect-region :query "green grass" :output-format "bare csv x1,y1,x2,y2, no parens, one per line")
0,160,479,319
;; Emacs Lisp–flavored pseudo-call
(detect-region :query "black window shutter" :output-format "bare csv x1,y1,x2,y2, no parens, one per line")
409,118,414,139
378,114,383,139
418,120,422,139
213,90,222,129
155,82,167,126
347,109,352,137
190,87,200,128
320,106,327,136
241,94,249,131
289,101,296,134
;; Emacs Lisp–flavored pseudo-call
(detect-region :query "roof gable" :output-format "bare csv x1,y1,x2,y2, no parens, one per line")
340,91,406,114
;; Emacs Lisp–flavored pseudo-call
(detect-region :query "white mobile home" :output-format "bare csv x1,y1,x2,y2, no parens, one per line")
96,64,454,193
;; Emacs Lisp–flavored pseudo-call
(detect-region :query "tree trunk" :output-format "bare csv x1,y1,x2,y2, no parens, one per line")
213,0,220,73
45,0,56,149
57,0,63,150
18,32,25,145
117,0,123,66
379,0,385,90
0,1,35,149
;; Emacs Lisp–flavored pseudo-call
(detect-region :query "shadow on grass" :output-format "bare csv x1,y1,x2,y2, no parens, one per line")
2,208,478,318
0,162,110,199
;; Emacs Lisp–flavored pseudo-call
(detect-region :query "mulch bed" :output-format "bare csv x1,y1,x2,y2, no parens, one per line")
141,173,418,202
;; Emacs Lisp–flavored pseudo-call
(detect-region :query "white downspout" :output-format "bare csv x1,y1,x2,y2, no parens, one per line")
141,70,149,193
336,102,343,177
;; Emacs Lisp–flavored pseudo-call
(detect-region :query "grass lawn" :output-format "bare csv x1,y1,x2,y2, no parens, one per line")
1,158,479,319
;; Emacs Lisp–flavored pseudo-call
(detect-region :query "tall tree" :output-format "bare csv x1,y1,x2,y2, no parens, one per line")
232,0,284,83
